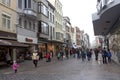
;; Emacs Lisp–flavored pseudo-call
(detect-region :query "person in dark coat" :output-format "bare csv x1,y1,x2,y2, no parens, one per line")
94,48,99,61
102,48,108,64
87,49,92,61
107,49,112,63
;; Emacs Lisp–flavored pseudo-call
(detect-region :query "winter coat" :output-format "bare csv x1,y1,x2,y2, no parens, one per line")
32,53,39,60
12,63,19,70
107,51,112,57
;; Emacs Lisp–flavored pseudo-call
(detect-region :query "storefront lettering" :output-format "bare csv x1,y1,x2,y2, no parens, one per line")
25,38,33,42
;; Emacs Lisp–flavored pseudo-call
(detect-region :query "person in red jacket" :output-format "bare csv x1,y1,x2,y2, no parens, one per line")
46,52,51,62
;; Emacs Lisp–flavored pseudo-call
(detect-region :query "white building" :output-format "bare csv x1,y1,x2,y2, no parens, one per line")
17,0,38,52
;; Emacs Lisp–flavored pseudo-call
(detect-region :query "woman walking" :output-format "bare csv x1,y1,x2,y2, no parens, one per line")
32,51,39,67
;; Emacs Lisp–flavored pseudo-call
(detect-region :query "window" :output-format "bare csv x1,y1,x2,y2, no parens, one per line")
18,0,22,9
50,13,52,21
38,2,41,12
41,22,49,35
29,22,31,30
24,0,27,8
2,14,11,29
2,0,10,6
50,26,52,39
19,18,22,26
53,28,55,39
24,20,27,29
38,2,48,17
56,32,63,40
28,0,31,8
24,0,37,11
33,1,37,12
33,23,35,31
53,15,54,23
48,11,50,19
24,0,31,8
56,32,60,40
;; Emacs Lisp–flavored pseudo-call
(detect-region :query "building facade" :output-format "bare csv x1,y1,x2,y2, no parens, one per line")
70,26,75,48
17,0,38,53
92,0,120,64
75,27,81,48
63,17,72,47
0,0,28,65
50,0,64,55
37,0,49,57
83,33,90,49
47,0,56,56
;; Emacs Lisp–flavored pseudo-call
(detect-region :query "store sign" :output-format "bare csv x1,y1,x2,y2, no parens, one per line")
25,38,33,42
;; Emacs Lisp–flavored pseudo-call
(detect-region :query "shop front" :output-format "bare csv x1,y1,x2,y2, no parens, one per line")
38,38,49,58
51,40,66,56
17,35,38,59
0,39,28,65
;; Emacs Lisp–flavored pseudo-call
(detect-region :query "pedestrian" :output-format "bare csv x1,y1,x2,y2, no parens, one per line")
107,49,112,63
6,51,11,66
39,50,43,60
65,47,69,59
94,48,99,61
50,50,53,58
46,52,51,62
81,49,86,61
98,51,102,64
60,50,64,60
12,61,19,73
76,48,80,59
32,50,39,67
57,52,61,60
102,48,107,64
87,49,92,61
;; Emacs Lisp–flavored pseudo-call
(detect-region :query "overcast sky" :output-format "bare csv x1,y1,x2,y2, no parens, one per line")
60,0,97,43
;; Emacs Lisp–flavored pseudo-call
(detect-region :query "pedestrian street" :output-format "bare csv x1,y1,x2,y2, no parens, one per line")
0,57,120,80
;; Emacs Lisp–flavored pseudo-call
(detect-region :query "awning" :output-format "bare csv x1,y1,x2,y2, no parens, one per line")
92,2,120,36
0,39,29,47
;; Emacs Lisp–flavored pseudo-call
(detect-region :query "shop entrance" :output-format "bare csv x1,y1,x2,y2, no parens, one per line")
0,47,12,66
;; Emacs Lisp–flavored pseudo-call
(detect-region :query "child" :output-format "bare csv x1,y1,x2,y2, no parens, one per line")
12,61,19,73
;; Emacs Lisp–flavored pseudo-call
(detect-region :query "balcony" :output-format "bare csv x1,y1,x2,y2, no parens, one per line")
17,0,37,19
24,9,37,16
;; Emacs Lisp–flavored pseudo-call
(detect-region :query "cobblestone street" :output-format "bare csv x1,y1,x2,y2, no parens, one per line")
0,57,120,80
